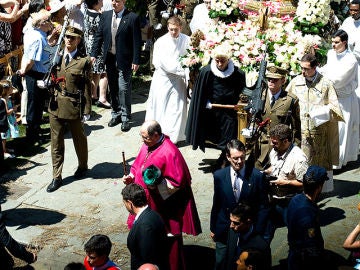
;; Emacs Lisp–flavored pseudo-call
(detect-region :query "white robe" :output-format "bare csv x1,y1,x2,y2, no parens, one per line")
320,49,359,168
189,3,217,35
145,33,190,144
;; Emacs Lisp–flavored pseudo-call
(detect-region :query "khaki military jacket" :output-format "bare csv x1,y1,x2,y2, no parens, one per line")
49,51,92,120
255,90,301,167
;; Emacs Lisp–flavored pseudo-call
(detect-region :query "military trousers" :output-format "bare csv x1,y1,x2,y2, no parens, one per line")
49,114,88,179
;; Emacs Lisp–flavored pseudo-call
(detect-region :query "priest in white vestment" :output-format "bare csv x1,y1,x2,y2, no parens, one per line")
319,29,359,169
145,16,190,144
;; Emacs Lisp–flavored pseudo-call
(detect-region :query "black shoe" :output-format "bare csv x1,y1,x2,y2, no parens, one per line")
121,121,130,132
47,179,62,192
108,118,121,127
74,167,88,179
96,101,111,109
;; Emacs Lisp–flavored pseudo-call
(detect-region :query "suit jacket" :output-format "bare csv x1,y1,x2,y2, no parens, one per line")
210,165,270,243
48,51,92,119
91,8,142,70
127,207,169,270
225,228,271,270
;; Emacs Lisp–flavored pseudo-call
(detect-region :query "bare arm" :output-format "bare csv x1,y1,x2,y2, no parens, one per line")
343,224,360,251
0,0,20,23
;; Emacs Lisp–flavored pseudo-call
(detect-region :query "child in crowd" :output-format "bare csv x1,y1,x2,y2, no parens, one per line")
0,80,20,159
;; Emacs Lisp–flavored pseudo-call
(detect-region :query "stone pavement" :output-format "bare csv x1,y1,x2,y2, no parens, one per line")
1,85,360,269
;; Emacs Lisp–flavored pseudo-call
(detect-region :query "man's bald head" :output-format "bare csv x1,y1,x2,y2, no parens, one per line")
140,120,162,137
138,263,159,270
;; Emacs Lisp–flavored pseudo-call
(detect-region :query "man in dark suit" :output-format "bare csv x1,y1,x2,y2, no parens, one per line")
122,183,169,270
210,139,270,270
225,203,271,270
91,0,142,132
46,26,92,193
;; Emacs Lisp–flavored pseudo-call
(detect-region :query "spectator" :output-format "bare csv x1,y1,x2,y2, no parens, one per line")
64,262,86,270
285,53,343,193
287,165,329,270
236,248,268,270
18,8,53,144
83,0,110,109
318,29,359,169
122,120,201,270
343,222,360,269
91,0,142,132
0,0,26,77
186,43,246,167
210,139,270,270
145,16,190,144
83,234,120,270
225,203,271,270
138,263,159,270
0,80,19,159
0,204,37,268
122,183,168,270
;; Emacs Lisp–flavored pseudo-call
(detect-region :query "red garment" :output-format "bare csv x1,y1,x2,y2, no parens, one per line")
83,256,120,270
128,135,202,236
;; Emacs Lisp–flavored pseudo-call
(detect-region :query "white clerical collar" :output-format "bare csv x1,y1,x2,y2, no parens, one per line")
210,59,235,78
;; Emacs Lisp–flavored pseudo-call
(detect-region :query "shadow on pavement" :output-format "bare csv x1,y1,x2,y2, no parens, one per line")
320,206,346,226
130,110,146,128
184,245,215,270
3,207,66,228
91,161,134,179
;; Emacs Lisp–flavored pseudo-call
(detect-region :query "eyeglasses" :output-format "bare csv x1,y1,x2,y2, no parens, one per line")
65,35,76,40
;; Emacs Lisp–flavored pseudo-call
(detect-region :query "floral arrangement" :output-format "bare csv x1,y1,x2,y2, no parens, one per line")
180,16,327,75
293,0,331,34
208,0,246,24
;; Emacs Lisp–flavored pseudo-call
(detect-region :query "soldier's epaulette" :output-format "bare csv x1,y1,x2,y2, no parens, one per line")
287,92,298,101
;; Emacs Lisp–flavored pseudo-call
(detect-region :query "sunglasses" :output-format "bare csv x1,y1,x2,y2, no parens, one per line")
65,35,76,40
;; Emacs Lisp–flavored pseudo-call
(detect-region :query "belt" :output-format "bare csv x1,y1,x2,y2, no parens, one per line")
26,70,46,80
61,90,81,99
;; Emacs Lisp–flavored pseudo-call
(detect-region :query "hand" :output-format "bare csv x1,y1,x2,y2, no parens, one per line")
132,64,139,73
210,232,215,241
90,57,96,65
32,252,37,263
233,104,240,111
270,179,290,186
123,174,134,185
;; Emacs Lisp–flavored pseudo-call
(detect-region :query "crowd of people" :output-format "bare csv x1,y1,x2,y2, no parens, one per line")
0,0,359,269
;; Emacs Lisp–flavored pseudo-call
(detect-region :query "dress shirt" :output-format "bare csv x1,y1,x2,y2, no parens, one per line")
110,8,125,54
231,166,244,201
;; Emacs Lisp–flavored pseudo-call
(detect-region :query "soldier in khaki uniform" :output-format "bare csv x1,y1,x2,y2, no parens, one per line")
254,65,301,170
47,26,92,193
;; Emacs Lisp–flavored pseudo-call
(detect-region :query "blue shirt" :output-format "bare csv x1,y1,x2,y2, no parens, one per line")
23,28,51,73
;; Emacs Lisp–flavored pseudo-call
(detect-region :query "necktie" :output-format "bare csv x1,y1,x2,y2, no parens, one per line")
65,54,69,66
270,96,276,108
234,173,241,202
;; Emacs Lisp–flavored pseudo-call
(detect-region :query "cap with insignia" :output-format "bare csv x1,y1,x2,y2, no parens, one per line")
65,26,83,38
266,64,288,79
303,165,329,184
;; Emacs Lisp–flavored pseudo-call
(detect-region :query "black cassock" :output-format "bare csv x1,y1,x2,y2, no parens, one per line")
185,62,246,151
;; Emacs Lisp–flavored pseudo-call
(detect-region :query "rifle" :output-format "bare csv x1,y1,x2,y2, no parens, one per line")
242,47,268,137
43,10,71,89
